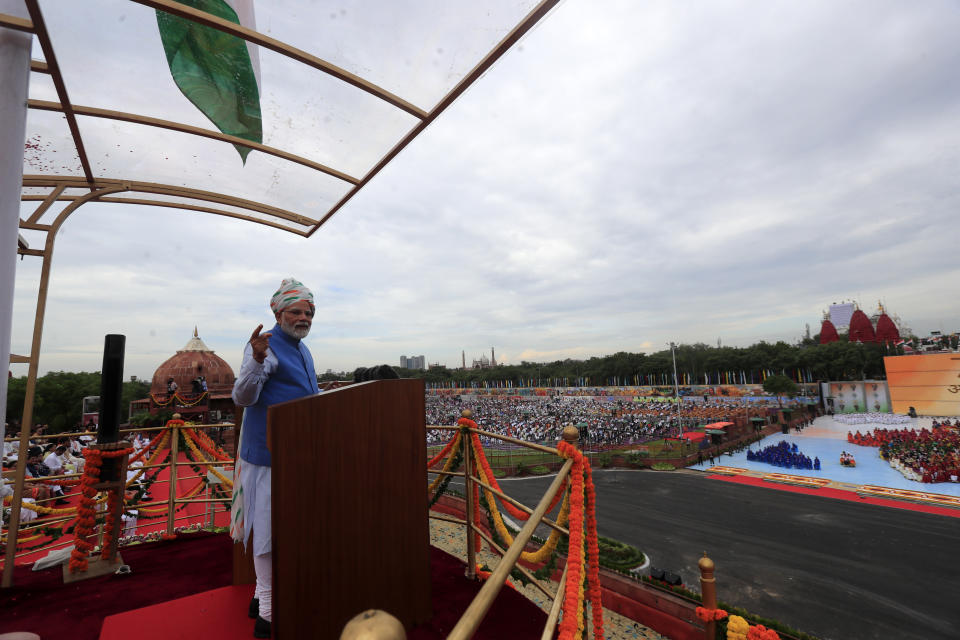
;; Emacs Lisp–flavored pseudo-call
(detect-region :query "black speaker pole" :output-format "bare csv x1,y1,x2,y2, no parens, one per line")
97,334,125,444
97,335,125,483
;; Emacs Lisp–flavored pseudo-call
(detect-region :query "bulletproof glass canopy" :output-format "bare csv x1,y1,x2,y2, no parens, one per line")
12,0,559,236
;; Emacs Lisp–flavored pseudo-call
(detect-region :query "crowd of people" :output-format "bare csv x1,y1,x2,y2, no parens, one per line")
1,429,90,525
835,412,912,426
850,426,960,483
425,394,776,447
747,440,820,470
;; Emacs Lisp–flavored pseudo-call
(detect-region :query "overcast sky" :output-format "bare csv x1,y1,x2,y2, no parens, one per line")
10,0,960,382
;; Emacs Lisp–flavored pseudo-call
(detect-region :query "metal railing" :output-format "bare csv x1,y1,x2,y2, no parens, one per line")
10,416,585,638
427,419,582,640
1,421,236,585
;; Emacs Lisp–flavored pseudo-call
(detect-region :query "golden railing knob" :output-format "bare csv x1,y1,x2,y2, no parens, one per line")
340,609,406,640
461,409,473,419
562,424,579,444
698,551,714,572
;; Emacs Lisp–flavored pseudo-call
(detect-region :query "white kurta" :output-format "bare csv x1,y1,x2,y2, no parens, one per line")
231,343,280,558
42,452,62,493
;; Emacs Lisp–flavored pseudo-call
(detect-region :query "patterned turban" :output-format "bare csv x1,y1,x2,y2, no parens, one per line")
269,278,314,313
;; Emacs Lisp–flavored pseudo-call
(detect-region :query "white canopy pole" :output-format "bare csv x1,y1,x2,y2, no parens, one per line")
0,0,31,588
0,0,31,449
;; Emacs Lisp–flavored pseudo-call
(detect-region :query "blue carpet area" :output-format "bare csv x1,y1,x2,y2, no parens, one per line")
690,415,960,497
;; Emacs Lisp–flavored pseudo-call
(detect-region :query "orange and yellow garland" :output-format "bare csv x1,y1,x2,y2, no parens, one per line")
469,430,570,565
726,615,780,640
69,445,133,573
149,391,208,407
181,428,233,488
439,418,603,640
556,439,604,640
427,431,463,497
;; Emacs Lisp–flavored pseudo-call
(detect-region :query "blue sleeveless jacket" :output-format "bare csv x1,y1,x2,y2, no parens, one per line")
240,323,319,466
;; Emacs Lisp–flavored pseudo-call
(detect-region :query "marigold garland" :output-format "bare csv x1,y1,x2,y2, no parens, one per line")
473,439,570,565
149,391,208,407
746,624,781,640
188,427,232,462
460,418,567,521
5,495,81,516
475,563,518,591
696,606,729,622
127,427,172,465
7,427,224,557
427,431,462,498
136,478,207,515
726,614,751,640
125,430,171,488
181,429,233,488
583,458,603,640
68,446,133,573
558,442,585,640
472,479,482,552
428,432,460,469
555,439,604,640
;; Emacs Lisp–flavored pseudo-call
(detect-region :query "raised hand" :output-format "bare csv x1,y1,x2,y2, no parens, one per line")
249,324,272,363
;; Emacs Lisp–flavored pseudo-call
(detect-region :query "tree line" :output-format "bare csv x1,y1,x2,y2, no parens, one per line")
7,337,905,433
371,337,903,386
5,372,150,433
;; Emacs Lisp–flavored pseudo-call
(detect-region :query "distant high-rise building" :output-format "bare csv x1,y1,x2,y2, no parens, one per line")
400,355,425,369
828,302,855,331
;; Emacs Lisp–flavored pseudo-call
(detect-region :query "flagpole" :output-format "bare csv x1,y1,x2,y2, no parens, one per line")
670,342,682,439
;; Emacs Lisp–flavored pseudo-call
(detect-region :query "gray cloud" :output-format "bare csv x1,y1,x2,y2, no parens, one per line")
11,0,960,380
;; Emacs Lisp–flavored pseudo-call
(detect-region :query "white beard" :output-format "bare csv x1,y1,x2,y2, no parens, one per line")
280,319,310,340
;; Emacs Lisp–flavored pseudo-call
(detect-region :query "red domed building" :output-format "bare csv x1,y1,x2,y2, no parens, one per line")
130,328,236,423
848,308,877,343
819,313,840,344
873,303,901,344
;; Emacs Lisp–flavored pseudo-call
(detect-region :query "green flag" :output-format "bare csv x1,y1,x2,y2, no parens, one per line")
156,0,262,163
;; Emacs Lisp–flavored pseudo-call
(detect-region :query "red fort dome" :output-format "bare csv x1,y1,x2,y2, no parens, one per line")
150,327,235,395
130,328,237,424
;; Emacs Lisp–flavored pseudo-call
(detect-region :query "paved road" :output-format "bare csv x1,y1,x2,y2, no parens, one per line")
486,469,960,640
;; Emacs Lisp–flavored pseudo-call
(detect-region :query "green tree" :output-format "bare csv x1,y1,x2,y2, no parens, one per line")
762,374,799,406
5,372,151,432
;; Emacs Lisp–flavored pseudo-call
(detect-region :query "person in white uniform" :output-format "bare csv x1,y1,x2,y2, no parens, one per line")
42,445,67,504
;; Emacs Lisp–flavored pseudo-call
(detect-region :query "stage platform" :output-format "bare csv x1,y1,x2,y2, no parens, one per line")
1,531,546,640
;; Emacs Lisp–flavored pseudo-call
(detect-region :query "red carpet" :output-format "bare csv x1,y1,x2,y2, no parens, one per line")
707,474,960,518
0,531,231,638
1,531,546,640
100,584,255,640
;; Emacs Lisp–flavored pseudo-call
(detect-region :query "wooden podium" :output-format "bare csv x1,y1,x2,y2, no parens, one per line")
268,379,431,638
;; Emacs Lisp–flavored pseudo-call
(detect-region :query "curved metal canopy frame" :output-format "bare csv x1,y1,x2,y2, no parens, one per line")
1,0,562,586
9,0,562,235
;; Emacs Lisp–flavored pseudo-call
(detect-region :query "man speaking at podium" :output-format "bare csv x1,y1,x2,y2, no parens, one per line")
231,278,320,638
